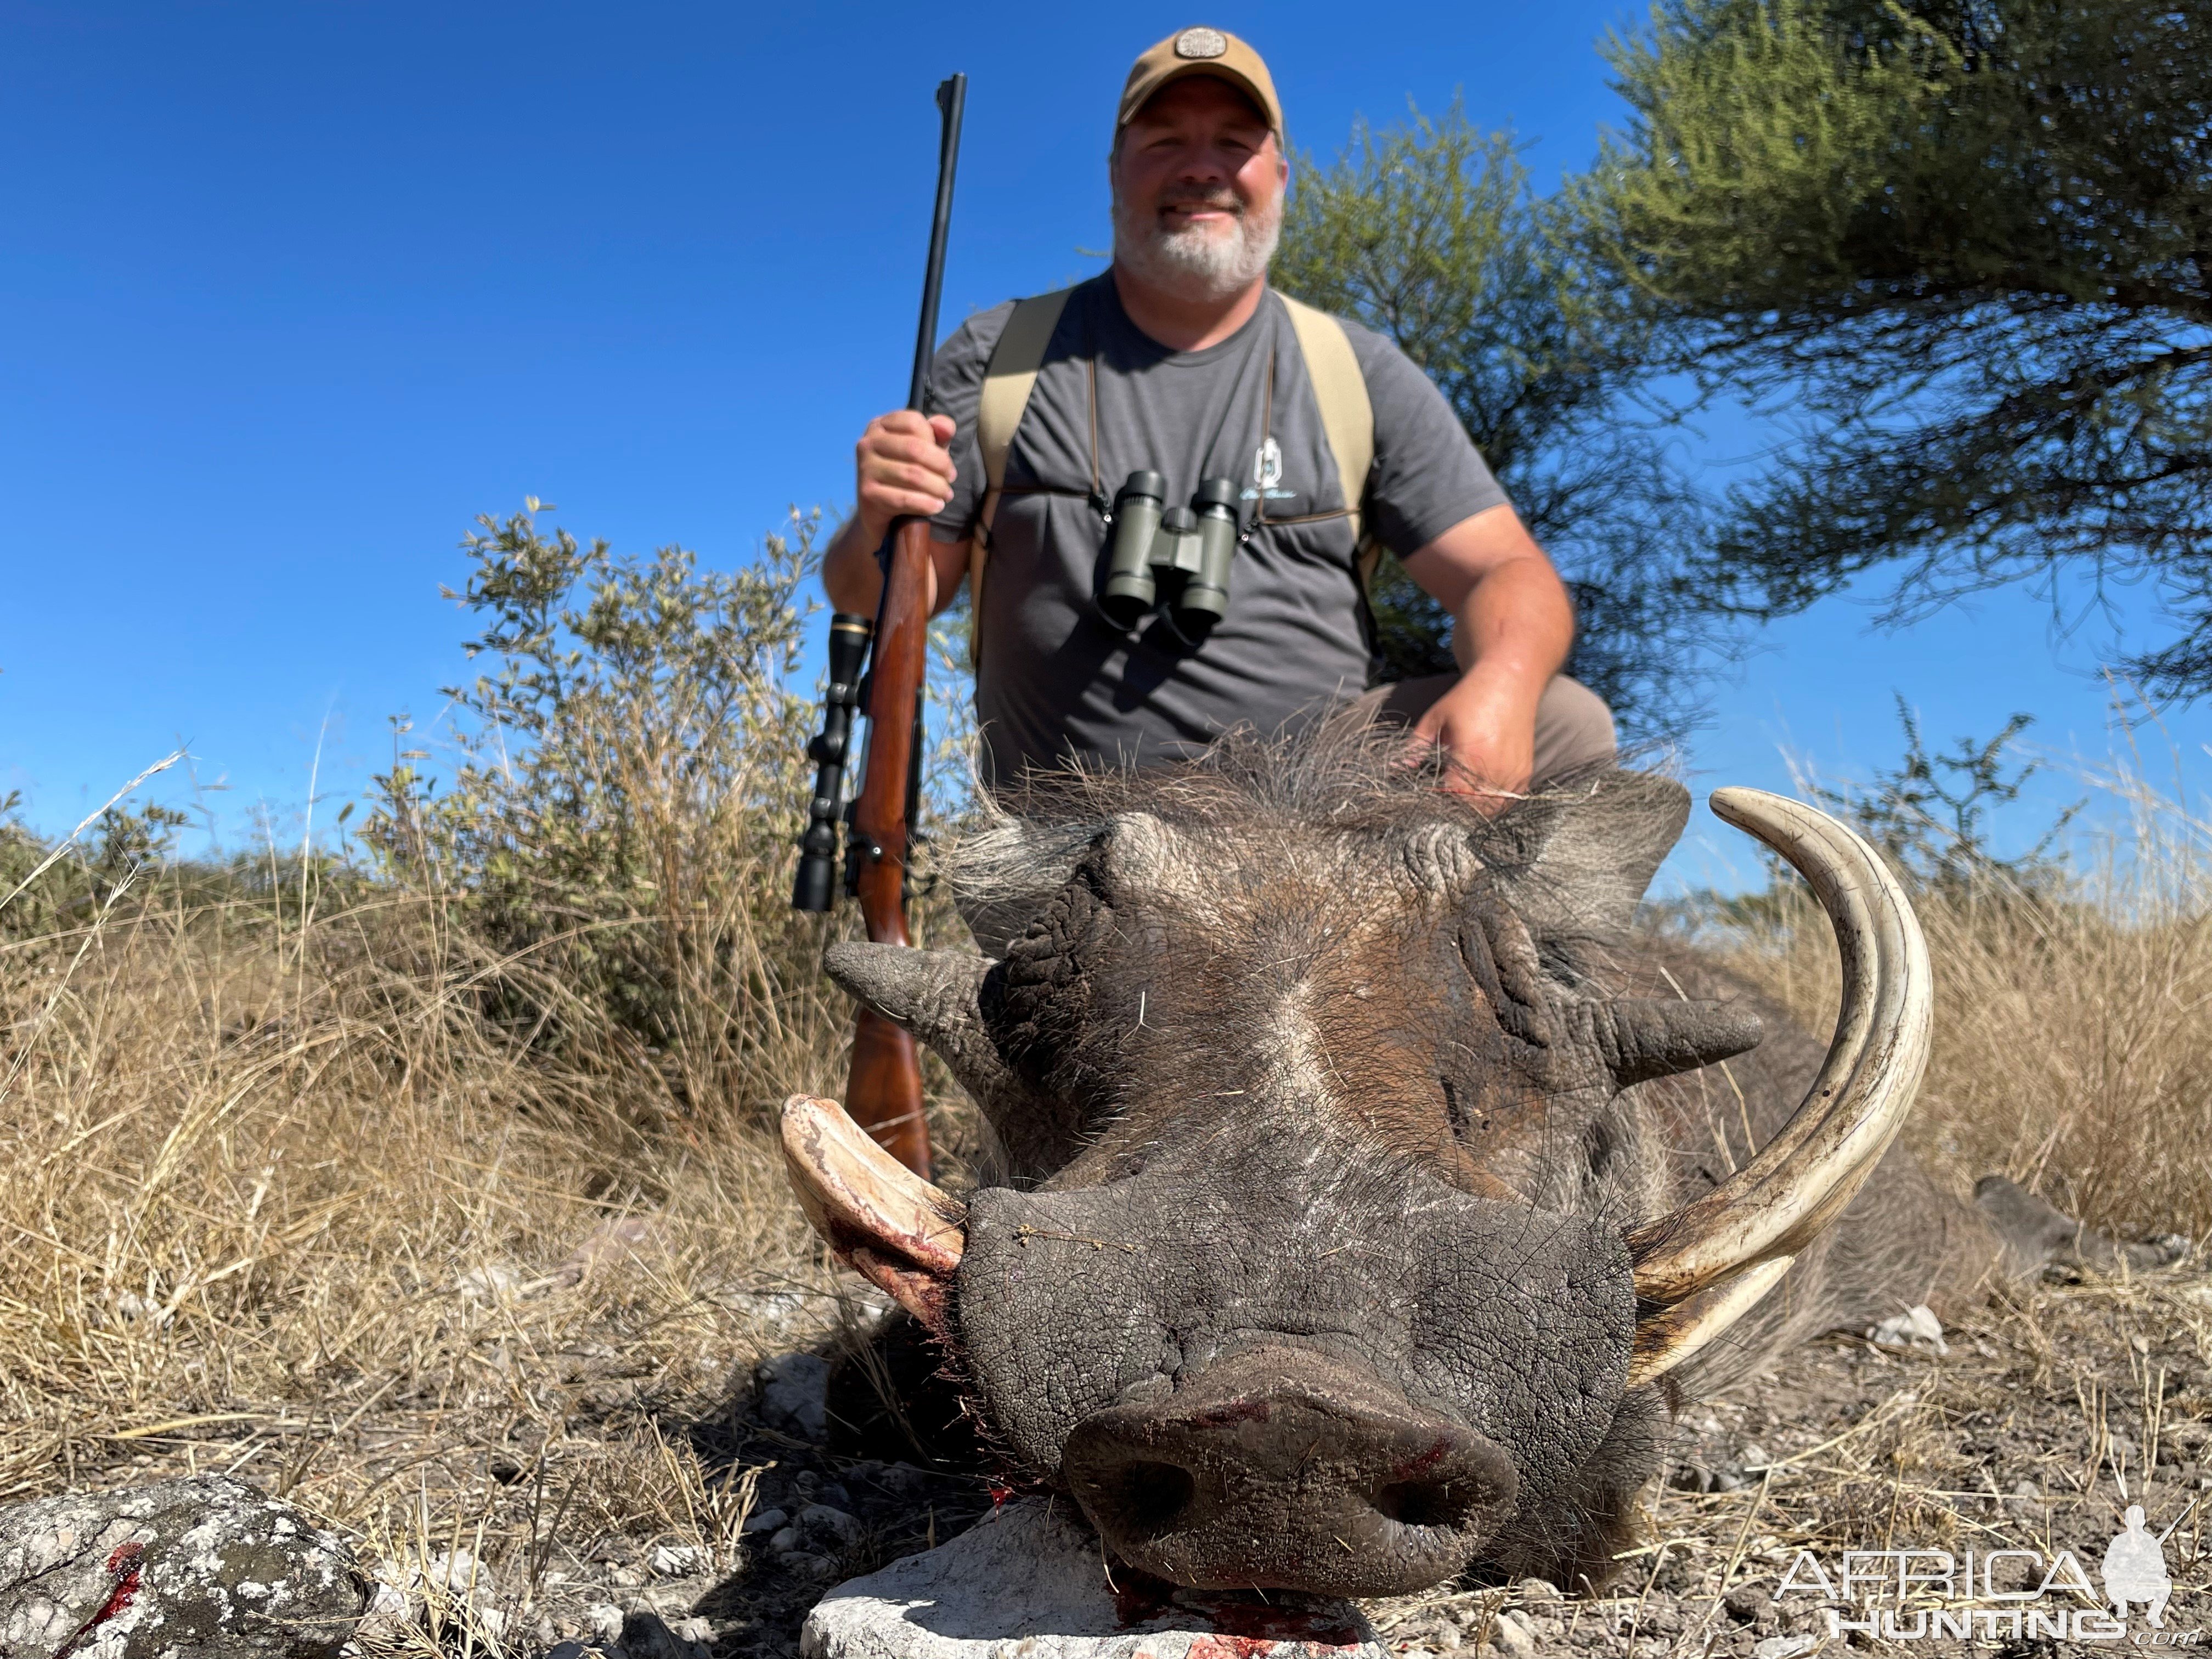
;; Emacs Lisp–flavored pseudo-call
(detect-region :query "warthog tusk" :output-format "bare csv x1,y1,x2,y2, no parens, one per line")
1627,790,1932,1318
781,1094,966,1324
1624,1255,1795,1387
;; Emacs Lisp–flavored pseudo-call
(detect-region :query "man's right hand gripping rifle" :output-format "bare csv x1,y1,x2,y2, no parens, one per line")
821,411,968,623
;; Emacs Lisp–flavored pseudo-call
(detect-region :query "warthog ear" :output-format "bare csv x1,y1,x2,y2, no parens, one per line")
1486,772,1690,944
823,942,1012,1102
821,941,1082,1181
1575,997,1765,1086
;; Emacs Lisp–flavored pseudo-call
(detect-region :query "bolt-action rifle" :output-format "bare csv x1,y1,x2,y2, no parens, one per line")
791,71,965,1180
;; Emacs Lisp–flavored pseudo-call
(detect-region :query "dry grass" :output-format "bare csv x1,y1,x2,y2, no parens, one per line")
0,870,947,1639
1697,765,2212,1240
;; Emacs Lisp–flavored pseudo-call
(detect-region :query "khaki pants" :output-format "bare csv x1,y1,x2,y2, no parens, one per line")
1345,673,1617,789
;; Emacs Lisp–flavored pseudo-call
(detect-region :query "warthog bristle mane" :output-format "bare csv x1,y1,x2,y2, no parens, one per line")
950,719,1684,953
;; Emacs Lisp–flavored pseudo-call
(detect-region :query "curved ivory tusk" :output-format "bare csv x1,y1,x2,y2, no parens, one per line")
1627,789,1932,1307
781,1095,966,1326
1624,1255,1793,1388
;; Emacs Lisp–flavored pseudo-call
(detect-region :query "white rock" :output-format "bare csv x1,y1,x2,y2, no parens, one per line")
800,1498,1386,1659
650,1542,714,1578
588,1600,628,1643
455,1263,528,1305
1486,1610,1536,1658
1866,1304,1949,1355
1753,1638,1818,1659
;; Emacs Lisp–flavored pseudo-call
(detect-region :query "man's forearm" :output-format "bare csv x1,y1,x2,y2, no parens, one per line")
1451,554,1574,702
822,515,888,616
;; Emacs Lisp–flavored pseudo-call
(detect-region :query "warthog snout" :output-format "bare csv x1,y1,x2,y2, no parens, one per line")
1061,1348,1520,1596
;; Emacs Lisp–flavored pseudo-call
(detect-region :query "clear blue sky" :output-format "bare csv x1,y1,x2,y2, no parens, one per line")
4,1,2204,886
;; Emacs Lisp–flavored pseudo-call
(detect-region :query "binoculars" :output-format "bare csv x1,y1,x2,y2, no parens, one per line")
1099,471,1241,635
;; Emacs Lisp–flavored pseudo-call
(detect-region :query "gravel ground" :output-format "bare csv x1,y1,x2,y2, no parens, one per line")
420,1254,2209,1658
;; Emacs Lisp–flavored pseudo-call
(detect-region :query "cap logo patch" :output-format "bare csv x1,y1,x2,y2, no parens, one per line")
1174,26,1228,59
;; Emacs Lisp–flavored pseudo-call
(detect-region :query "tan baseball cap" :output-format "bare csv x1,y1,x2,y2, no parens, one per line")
1116,26,1284,149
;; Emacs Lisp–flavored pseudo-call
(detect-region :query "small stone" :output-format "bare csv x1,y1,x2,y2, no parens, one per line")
1487,1610,1537,1658
741,1506,789,1535
787,1548,840,1581
816,1481,856,1510
588,1600,629,1643
672,1616,715,1643
424,1546,484,1595
757,1352,831,1442
873,1464,928,1497
1753,1638,1818,1659
1739,1443,1771,1470
797,1503,866,1551
1518,1577,1560,1601
624,1605,711,1658
648,1542,713,1578
1865,1304,1949,1356
610,1562,646,1587
545,1644,594,1659
770,1525,803,1554
358,1577,413,1637
1724,1586,1769,1624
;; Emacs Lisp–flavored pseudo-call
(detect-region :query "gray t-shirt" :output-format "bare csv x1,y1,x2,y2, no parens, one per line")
928,274,1508,785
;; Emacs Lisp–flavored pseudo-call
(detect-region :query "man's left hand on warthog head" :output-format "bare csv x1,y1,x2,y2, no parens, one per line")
783,732,2058,1600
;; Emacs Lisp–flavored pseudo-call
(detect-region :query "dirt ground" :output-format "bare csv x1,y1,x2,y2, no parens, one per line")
425,1248,2212,1655
28,1250,2208,1658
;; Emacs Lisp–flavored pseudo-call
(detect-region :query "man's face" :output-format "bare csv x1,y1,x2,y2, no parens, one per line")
1110,75,1286,301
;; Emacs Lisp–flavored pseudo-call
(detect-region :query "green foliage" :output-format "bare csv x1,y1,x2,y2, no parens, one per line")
1275,103,1732,738
360,503,837,1110
1575,0,2212,695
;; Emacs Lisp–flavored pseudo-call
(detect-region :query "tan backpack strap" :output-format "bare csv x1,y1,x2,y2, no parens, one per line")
969,287,1075,662
1277,291,1378,578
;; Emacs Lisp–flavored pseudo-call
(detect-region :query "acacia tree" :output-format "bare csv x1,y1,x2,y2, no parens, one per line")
1275,106,1729,741
1573,0,2212,694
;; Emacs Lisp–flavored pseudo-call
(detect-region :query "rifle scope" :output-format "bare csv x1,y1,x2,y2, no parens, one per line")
791,613,873,912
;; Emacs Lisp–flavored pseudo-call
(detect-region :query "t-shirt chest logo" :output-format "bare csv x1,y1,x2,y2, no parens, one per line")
1242,435,1298,505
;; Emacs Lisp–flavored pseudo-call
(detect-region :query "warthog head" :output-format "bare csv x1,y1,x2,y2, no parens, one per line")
785,738,1928,1595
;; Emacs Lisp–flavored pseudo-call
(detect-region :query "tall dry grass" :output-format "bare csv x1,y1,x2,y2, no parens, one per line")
0,507,987,1600
1699,759,2212,1239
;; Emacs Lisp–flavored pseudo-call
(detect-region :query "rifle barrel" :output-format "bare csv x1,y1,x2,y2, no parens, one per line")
907,74,966,413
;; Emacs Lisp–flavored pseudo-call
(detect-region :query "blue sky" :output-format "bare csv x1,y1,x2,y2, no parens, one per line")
4,0,2204,888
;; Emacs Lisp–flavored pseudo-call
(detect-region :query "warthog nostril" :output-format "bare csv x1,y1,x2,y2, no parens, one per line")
1373,1476,1479,1530
1089,1458,1198,1541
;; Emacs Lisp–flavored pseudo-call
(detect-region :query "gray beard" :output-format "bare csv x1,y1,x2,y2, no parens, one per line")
1111,187,1281,303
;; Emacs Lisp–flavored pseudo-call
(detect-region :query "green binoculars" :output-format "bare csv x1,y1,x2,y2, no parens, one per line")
1098,470,1241,635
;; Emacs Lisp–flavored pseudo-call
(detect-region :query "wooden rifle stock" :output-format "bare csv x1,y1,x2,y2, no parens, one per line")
844,514,935,1176
832,71,962,1180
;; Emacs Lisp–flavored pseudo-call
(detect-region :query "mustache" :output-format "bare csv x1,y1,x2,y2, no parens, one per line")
1154,186,1244,219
